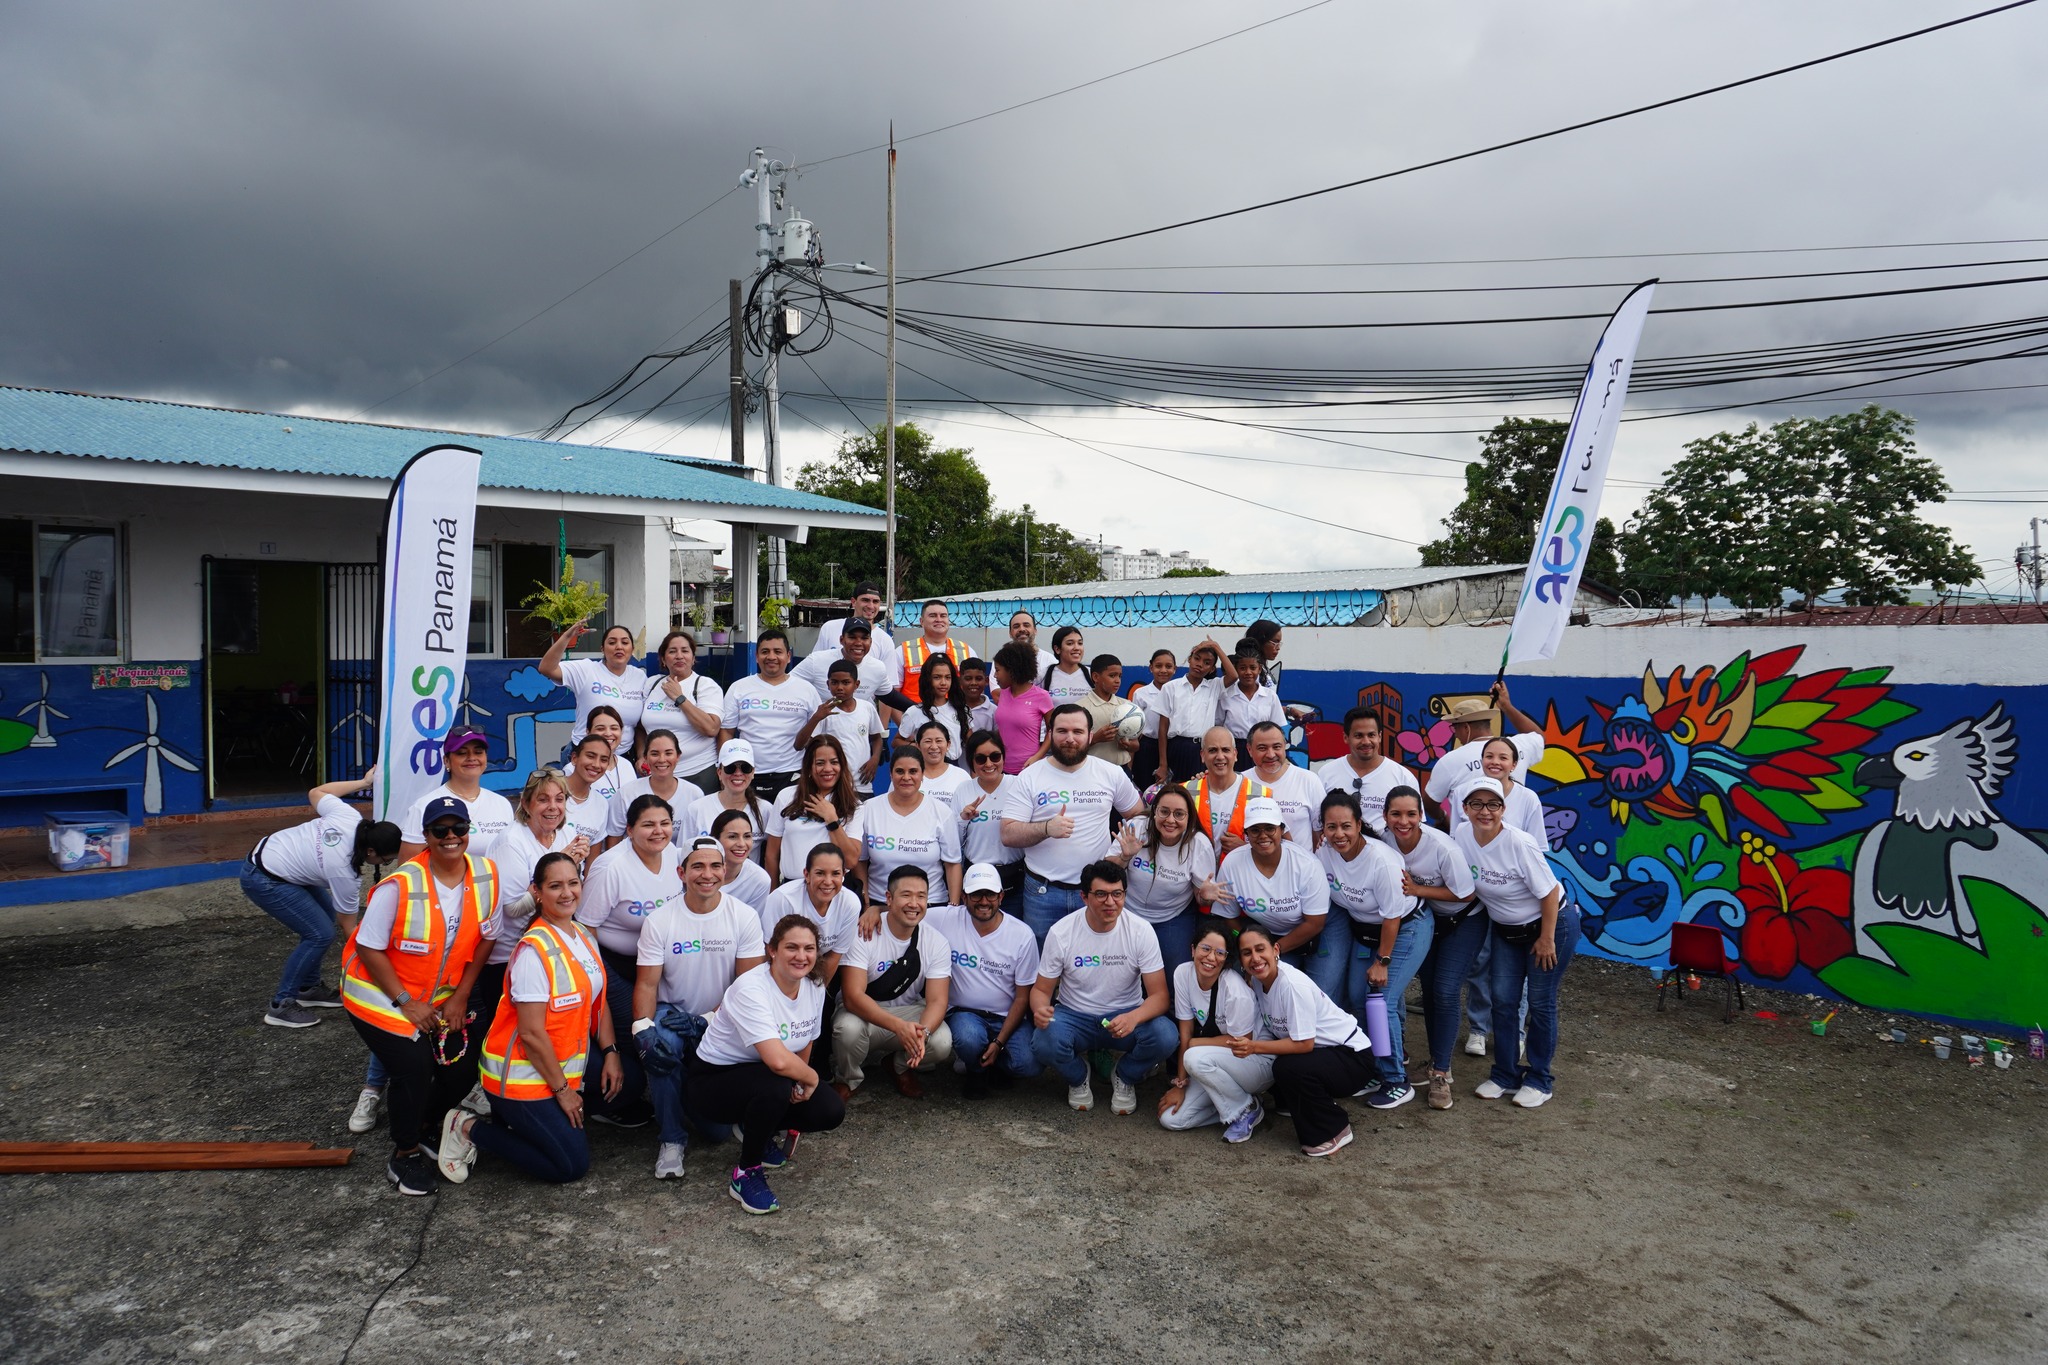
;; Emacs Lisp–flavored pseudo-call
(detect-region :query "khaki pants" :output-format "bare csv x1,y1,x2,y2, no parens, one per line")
831,1001,954,1091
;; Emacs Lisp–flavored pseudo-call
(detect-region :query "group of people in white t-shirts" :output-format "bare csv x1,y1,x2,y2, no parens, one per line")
247,593,1577,1209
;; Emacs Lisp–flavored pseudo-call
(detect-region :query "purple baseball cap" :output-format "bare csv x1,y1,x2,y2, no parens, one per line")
443,728,489,756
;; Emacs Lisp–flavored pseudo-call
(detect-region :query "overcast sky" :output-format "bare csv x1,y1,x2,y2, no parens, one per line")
4,1,2044,591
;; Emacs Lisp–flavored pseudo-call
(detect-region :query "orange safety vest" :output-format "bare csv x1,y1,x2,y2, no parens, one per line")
898,636,969,704
1185,775,1272,846
342,853,499,1038
479,919,604,1100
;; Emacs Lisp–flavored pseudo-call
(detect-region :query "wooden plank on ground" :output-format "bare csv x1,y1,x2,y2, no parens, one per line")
0,1141,319,1155
0,1147,354,1173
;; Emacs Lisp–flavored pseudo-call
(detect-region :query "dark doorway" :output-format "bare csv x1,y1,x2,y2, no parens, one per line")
205,559,323,801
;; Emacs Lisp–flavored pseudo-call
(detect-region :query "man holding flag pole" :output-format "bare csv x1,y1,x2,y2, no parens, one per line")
1418,282,1656,1111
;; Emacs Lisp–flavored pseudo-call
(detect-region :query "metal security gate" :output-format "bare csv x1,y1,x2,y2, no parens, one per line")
325,563,378,782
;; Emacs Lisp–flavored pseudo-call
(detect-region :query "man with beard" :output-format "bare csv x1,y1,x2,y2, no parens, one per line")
1001,704,1146,944
928,863,1043,1099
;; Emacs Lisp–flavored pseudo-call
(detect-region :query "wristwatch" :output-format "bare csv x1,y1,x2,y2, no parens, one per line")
826,819,843,832
392,989,413,1006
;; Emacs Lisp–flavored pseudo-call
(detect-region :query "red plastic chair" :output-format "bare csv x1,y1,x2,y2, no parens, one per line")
1657,922,1745,1023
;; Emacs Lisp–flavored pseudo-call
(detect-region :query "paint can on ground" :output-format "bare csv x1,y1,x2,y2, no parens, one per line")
1932,1036,1952,1061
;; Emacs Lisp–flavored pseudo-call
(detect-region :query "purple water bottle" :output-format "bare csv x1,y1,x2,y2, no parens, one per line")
1364,994,1391,1057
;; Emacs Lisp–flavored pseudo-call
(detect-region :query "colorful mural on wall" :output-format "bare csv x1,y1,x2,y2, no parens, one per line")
1282,646,2047,1034
0,665,201,819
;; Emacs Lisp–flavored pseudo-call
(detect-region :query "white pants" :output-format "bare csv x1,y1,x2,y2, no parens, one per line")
832,1001,954,1091
1160,1047,1274,1130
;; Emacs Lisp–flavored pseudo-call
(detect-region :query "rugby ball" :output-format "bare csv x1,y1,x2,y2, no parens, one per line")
1112,700,1147,741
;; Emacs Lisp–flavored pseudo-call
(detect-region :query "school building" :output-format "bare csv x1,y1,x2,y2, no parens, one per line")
0,385,880,829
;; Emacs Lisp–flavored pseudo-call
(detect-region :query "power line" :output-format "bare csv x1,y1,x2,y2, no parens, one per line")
900,1,2040,284
804,0,1339,167
351,188,738,418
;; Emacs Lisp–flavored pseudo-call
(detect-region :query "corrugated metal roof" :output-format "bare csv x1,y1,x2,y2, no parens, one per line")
0,385,881,519
939,564,1517,601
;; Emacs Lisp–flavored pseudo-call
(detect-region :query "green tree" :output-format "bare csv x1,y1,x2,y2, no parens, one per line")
1162,565,1229,578
1619,406,1977,610
1419,417,1621,585
787,423,1100,598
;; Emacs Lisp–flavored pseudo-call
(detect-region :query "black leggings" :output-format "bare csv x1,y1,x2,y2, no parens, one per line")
687,1059,846,1168
589,947,647,1116
1270,1045,1376,1147
350,1015,480,1154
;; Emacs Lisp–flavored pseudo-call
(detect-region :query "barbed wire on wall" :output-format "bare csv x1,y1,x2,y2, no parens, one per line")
891,576,1526,631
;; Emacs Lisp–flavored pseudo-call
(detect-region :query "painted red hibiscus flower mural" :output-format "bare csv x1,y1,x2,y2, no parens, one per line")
1735,831,1853,978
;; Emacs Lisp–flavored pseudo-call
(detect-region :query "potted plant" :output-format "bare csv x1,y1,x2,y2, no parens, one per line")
522,553,611,641
686,601,710,637
760,596,793,632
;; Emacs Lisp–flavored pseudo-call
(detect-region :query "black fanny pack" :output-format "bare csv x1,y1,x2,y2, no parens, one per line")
996,861,1026,893
866,930,924,1003
1191,976,1223,1039
1493,918,1543,947
1348,915,1384,945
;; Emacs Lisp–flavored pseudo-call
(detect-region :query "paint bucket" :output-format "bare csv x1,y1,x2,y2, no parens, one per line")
1932,1036,1952,1061
1363,994,1392,1058
1962,1034,1982,1051
1809,1020,1828,1037
1994,1049,2013,1070
1889,1028,1908,1043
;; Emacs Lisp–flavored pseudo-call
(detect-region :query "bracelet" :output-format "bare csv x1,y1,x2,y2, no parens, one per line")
599,1043,618,1057
550,1081,566,1095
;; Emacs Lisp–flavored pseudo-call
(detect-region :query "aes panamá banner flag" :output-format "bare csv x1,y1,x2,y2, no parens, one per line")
1503,280,1656,668
375,444,483,823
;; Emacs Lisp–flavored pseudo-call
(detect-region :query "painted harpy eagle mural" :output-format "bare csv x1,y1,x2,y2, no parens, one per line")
1851,703,2048,963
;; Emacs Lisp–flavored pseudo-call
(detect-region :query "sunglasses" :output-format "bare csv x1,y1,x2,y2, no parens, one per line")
528,766,562,781
971,751,1004,764
722,762,755,775
427,822,472,838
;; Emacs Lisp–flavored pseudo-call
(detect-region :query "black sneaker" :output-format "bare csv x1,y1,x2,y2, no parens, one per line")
589,1100,654,1129
962,1072,990,1101
387,1151,437,1196
987,1063,1016,1090
294,983,344,1008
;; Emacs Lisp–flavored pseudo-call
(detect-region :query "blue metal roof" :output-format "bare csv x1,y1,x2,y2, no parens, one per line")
0,385,881,520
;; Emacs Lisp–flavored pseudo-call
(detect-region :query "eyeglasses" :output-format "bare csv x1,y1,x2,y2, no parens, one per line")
1464,800,1505,811
971,751,1004,765
722,763,755,775
426,822,472,838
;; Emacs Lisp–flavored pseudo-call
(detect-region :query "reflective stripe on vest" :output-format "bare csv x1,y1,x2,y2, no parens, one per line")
898,637,967,703
1185,777,1271,845
342,853,499,1037
479,920,602,1100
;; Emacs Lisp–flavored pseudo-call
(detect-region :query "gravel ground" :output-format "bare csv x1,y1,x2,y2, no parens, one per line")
1,906,2043,1364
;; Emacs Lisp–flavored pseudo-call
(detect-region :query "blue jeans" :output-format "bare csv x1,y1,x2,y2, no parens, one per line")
640,1005,732,1146
1148,909,1199,978
472,1092,590,1184
1283,918,1349,1005
1466,931,1494,1035
1030,1002,1177,1086
1423,909,1492,1071
1021,876,1085,945
945,1008,1042,1077
1487,905,1581,1094
1346,912,1435,1087
241,865,336,1007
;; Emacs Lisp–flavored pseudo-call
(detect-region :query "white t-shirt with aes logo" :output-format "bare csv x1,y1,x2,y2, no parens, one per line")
695,963,827,1067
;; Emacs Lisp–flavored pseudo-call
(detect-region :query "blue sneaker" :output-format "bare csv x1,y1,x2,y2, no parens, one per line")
757,1130,796,1169
728,1164,780,1215
1366,1083,1415,1110
1223,1099,1263,1144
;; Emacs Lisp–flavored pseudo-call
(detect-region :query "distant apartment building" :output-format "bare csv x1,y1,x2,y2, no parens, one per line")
1098,545,1209,580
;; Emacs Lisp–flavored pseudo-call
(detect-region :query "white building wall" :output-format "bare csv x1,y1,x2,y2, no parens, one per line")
0,474,667,660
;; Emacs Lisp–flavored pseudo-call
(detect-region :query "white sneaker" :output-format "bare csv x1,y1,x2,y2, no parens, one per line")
1511,1085,1552,1109
1109,1073,1137,1115
347,1087,384,1134
654,1142,686,1180
1474,1079,1510,1100
435,1110,476,1184
459,1082,491,1118
1465,1033,1489,1057
1067,1081,1095,1112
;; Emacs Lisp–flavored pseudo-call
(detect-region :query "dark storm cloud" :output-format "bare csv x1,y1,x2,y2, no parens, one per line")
2,1,2043,567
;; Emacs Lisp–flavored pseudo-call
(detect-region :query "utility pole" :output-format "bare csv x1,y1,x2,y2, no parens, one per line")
1024,506,1032,588
823,561,841,596
884,124,899,624
727,279,746,466
2020,517,2045,606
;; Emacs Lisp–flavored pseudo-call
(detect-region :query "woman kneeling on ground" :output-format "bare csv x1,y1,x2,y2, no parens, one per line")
437,852,624,1184
1451,776,1575,1109
1236,923,1376,1158
687,915,848,1215
1158,922,1264,1141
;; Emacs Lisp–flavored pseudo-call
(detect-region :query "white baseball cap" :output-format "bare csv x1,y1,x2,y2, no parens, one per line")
1459,776,1506,803
1243,796,1284,829
718,738,756,768
962,863,1003,895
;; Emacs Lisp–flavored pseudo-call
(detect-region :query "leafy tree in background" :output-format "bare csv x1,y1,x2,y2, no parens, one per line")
1162,566,1229,578
1619,406,1977,610
788,423,1100,599
1419,417,1621,585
